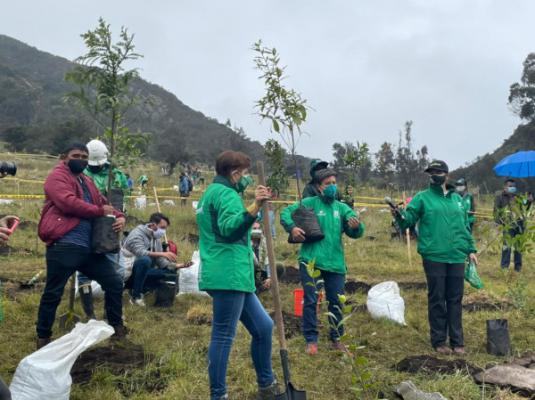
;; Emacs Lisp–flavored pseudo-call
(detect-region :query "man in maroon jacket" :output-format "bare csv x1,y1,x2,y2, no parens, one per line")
36,142,127,349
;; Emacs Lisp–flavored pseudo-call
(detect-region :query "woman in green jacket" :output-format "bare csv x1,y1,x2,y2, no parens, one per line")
281,169,364,356
395,160,477,355
196,151,277,400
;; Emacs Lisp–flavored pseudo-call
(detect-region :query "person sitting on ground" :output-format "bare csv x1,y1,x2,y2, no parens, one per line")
393,160,477,355
251,222,271,292
36,142,127,349
281,168,365,356
455,177,476,233
122,212,189,306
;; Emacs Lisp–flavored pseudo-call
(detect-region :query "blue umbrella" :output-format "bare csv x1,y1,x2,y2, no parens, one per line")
493,151,535,178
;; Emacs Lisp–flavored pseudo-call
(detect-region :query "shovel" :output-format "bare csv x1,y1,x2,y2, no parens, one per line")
58,275,81,331
257,161,306,400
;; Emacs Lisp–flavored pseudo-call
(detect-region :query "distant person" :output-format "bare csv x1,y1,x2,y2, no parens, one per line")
341,184,355,209
138,174,149,189
179,172,192,206
494,179,530,272
126,173,134,193
454,178,476,232
394,160,477,355
196,150,278,399
281,168,364,356
36,142,127,349
302,159,342,200
123,212,189,306
77,139,129,319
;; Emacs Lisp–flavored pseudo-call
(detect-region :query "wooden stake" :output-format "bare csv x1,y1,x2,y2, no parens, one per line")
153,186,169,244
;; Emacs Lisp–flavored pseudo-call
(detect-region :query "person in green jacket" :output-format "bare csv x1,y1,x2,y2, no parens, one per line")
77,139,129,320
454,177,476,232
281,168,364,356
196,150,278,400
394,160,478,355
302,159,342,200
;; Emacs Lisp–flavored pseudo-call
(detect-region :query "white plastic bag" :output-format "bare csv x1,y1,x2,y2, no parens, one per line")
134,195,147,209
10,320,114,400
178,251,208,296
366,281,406,325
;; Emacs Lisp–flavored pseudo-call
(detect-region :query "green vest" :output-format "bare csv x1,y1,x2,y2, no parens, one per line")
398,184,476,264
281,196,365,274
196,176,256,292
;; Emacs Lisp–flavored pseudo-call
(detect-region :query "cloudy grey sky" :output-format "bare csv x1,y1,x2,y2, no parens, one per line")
2,1,534,168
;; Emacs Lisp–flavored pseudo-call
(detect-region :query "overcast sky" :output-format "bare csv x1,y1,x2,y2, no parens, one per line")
2,1,534,168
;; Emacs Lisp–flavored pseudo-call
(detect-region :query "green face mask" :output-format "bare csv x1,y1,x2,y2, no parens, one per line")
236,174,254,193
323,184,337,199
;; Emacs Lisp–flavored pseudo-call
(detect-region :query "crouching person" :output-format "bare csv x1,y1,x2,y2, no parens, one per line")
36,142,127,349
281,168,365,355
123,212,186,306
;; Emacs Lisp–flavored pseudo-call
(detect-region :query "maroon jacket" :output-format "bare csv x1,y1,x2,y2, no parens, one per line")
38,162,125,246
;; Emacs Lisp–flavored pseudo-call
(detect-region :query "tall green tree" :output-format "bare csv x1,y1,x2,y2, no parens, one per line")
65,18,144,189
253,40,309,199
509,53,535,122
375,141,396,188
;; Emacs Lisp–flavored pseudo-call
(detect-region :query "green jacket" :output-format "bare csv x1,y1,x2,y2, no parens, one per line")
196,175,257,292
460,192,476,225
280,196,365,274
397,184,476,264
84,165,129,195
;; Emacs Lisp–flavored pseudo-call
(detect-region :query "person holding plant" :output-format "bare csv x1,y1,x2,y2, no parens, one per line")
393,160,477,355
281,168,365,356
196,150,278,400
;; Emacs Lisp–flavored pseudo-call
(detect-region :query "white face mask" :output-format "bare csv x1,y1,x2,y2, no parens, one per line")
456,186,466,193
153,228,166,239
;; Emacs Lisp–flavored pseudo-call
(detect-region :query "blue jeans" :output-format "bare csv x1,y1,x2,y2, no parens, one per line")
78,252,125,285
299,262,345,343
501,228,522,271
130,256,175,299
207,290,274,399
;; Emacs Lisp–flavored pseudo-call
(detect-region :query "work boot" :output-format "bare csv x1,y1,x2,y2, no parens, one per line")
36,337,51,350
435,345,452,355
111,324,129,342
453,346,466,355
257,380,280,400
79,284,96,320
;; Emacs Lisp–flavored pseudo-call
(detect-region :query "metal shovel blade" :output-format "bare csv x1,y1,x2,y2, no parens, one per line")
275,382,307,400
58,311,81,331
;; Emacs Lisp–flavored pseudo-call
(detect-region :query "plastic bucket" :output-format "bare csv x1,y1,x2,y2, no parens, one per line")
293,289,304,317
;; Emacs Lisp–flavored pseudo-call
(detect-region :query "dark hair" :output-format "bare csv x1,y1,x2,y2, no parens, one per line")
215,151,251,177
149,212,170,226
505,178,516,185
62,142,89,156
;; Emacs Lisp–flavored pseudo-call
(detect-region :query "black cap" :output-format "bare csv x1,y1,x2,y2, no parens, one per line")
425,160,449,174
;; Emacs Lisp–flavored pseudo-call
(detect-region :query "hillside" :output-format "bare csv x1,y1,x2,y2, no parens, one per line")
453,122,535,193
0,34,310,172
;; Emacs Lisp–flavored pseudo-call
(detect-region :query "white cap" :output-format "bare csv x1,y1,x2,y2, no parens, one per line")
86,139,109,166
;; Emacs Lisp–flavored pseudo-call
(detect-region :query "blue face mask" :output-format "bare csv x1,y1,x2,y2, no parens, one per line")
507,186,517,194
323,184,337,199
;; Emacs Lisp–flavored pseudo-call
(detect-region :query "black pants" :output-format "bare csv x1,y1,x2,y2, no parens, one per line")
36,243,124,338
423,260,464,348
0,377,10,400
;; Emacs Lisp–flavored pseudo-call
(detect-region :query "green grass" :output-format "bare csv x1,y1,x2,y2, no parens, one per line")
0,155,533,399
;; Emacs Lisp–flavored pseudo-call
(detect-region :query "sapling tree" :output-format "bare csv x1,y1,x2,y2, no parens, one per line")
65,18,146,192
253,40,309,201
264,139,289,197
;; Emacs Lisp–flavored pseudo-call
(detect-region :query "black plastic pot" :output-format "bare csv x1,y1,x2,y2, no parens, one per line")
287,206,324,244
486,319,511,356
91,216,120,254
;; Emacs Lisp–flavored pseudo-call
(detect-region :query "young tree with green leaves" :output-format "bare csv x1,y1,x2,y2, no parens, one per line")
253,40,309,200
65,17,145,190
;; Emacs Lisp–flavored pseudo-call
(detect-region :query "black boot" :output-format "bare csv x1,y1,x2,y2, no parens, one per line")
79,284,96,320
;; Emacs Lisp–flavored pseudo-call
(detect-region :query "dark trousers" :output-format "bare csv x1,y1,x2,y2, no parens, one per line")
423,260,464,348
207,290,274,399
129,256,175,299
0,378,10,400
501,228,522,271
299,262,345,343
36,243,124,338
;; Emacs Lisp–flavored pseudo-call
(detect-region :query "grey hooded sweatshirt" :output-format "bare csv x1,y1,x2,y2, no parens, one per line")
123,224,174,269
